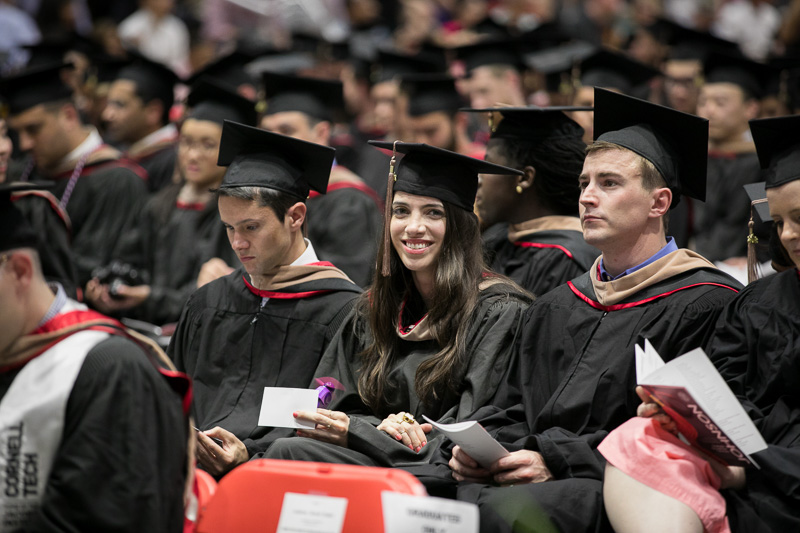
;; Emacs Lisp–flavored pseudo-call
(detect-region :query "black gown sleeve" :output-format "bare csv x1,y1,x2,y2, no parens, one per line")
28,336,189,533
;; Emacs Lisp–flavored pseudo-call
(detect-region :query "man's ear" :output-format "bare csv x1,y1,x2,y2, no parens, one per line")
144,99,166,127
9,252,35,289
286,201,307,231
650,187,672,218
312,120,331,146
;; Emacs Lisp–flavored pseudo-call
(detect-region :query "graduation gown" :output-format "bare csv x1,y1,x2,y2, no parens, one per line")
113,184,238,325
125,128,179,193
306,166,382,287
31,146,149,284
708,269,800,532
424,251,742,532
0,304,190,532
168,266,361,458
490,217,600,297
694,148,764,262
262,281,531,468
11,190,79,297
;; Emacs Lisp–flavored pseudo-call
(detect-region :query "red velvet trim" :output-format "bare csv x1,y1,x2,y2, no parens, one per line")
307,181,383,208
241,275,332,299
158,367,193,415
175,200,206,211
0,311,123,373
567,281,740,312
708,150,737,160
397,297,427,335
513,241,575,259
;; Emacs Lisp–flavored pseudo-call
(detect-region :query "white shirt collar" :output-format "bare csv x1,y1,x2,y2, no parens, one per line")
62,128,103,166
128,123,178,153
291,239,319,266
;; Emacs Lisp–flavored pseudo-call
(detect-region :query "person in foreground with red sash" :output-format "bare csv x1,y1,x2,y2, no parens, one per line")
0,183,191,532
168,121,362,478
429,89,742,532
599,115,800,533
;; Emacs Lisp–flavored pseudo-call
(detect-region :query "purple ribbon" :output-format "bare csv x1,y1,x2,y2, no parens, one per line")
314,377,344,408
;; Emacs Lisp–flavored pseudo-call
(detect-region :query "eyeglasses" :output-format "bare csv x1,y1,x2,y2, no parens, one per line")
178,137,219,155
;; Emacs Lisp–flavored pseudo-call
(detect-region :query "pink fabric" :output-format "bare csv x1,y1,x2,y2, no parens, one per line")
599,417,732,533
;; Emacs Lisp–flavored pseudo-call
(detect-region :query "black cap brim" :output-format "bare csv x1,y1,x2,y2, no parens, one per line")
461,106,589,141
186,77,258,126
368,141,522,211
218,120,334,197
593,87,709,204
749,115,800,189
262,72,344,121
743,182,770,223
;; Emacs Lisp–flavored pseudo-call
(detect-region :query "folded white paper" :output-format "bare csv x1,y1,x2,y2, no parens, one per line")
258,387,318,429
423,415,509,468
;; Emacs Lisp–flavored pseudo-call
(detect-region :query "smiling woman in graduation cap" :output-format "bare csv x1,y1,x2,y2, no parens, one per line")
599,114,800,533
260,142,532,468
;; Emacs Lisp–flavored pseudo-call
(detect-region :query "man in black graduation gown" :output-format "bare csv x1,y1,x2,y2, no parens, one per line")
260,72,382,287
425,89,742,532
693,53,769,264
3,63,148,285
466,105,600,296
400,74,484,158
84,78,254,325
103,54,180,192
168,121,362,478
0,183,191,532
9,185,79,297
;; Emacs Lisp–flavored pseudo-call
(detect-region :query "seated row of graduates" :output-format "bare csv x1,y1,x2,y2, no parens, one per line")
169,86,799,531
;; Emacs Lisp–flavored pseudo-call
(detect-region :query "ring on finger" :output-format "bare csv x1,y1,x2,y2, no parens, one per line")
402,413,416,424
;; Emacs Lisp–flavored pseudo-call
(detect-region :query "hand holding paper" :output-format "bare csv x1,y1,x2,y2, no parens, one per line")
258,387,319,429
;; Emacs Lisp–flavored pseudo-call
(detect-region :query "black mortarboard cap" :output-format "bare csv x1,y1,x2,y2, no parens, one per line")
580,48,660,95
186,50,257,90
655,18,740,62
749,115,800,189
367,141,522,211
370,50,444,84
291,31,350,62
0,182,48,252
186,77,258,126
454,38,523,73
23,33,99,68
1,62,75,115
523,41,596,93
517,22,573,54
593,87,709,205
401,74,463,116
743,182,769,222
217,120,334,198
469,16,513,38
461,106,590,141
116,50,179,98
703,51,772,99
262,71,344,122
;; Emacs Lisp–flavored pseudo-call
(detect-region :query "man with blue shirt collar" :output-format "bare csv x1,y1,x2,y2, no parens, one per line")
430,89,744,532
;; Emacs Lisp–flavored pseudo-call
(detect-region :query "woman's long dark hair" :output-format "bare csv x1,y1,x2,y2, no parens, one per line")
355,198,492,413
